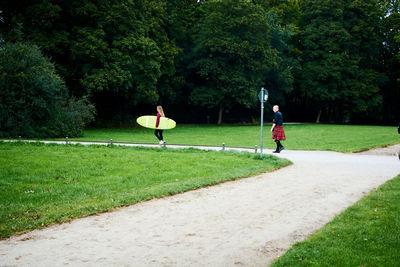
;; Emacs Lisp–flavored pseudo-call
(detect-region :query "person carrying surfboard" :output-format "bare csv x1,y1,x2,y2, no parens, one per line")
155,106,165,145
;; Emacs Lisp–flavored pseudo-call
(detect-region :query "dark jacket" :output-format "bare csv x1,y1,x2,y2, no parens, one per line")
273,111,283,126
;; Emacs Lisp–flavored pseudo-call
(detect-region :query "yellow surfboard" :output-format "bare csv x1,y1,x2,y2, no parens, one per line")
136,115,176,130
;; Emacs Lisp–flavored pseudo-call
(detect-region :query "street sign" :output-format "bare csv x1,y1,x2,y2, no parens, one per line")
258,89,268,103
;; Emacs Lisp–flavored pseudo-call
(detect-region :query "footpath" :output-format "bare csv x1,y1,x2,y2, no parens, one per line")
1,141,400,266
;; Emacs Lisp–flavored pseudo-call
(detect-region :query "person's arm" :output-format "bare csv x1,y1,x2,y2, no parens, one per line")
156,113,161,128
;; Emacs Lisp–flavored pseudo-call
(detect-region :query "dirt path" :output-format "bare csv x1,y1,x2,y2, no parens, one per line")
1,143,400,266
355,144,400,156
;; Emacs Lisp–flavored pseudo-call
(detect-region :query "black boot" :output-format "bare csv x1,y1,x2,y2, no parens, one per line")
273,141,280,153
277,141,285,152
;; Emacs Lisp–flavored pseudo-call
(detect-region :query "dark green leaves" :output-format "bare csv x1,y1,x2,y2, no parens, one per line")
0,43,94,138
189,0,292,123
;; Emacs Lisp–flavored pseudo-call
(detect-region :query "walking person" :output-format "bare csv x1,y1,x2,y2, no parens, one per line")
155,106,165,145
270,105,286,153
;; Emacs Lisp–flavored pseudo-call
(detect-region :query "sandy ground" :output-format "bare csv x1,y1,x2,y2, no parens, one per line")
1,142,400,266
356,144,400,156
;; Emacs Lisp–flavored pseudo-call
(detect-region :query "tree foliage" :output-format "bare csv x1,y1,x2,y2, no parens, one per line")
0,0,176,123
380,0,400,123
0,42,95,137
0,0,399,126
297,0,383,122
189,0,292,124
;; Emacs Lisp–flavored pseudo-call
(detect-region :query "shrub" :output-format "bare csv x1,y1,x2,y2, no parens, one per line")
52,97,95,137
0,42,95,137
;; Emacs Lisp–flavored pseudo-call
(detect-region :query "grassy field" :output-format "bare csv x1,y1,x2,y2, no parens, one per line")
0,141,290,239
60,124,399,152
271,174,400,266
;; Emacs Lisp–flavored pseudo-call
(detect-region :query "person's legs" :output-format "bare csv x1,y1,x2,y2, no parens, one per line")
273,140,280,153
154,130,162,141
278,140,285,152
273,140,285,153
159,130,164,142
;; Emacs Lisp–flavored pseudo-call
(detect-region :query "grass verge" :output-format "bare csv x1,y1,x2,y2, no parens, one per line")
57,124,399,152
271,174,400,266
0,141,290,239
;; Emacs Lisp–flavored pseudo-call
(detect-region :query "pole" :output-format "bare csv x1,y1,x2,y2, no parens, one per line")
260,87,264,158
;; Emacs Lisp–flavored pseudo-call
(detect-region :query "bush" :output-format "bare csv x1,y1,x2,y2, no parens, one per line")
0,42,95,137
52,97,95,137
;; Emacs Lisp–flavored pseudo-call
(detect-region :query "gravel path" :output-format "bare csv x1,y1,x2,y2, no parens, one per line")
1,142,400,266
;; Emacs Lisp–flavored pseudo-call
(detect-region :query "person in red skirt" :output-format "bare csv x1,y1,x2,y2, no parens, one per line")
270,105,286,153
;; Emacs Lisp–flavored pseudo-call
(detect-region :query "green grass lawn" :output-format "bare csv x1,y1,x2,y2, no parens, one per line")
271,174,400,266
61,124,399,153
0,141,290,239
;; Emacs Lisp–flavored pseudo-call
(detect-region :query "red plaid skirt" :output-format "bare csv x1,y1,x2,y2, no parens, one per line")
272,126,286,141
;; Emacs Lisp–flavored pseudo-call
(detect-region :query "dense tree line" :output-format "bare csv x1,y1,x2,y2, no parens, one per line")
0,0,399,136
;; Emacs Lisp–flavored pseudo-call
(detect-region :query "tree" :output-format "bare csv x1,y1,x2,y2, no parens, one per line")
262,11,295,108
298,0,383,122
252,0,302,27
189,0,282,124
341,0,383,122
71,1,163,105
297,0,349,122
165,0,201,98
163,0,204,122
0,42,94,137
380,0,400,123
0,0,178,123
145,0,180,105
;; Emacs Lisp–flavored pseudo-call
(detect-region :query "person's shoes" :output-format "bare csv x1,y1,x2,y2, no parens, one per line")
272,150,280,153
159,140,163,145
279,146,285,152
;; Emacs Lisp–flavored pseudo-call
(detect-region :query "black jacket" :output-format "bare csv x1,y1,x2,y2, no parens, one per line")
273,111,283,126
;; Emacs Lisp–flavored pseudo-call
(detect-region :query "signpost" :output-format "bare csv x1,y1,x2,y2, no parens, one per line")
259,87,268,158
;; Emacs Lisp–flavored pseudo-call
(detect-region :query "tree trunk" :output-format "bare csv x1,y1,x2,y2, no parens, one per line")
316,108,322,123
217,104,223,125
